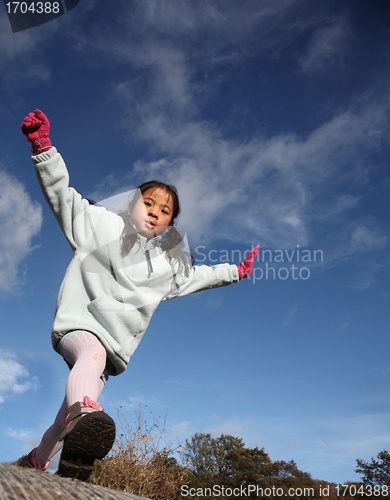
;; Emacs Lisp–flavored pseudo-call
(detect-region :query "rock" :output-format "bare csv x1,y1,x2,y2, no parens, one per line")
0,463,150,500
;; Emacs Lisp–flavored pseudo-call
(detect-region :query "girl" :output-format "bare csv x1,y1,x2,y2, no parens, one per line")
17,109,259,481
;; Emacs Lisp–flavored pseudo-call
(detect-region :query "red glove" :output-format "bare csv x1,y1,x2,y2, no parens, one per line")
237,244,260,280
21,109,51,154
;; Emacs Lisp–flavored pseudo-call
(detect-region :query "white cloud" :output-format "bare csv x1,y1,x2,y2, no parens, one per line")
116,97,388,252
6,428,34,441
0,350,39,404
64,1,389,264
81,0,306,62
0,17,35,59
90,94,389,254
98,5,387,250
206,418,259,444
0,170,42,293
282,305,299,327
322,217,388,289
0,17,53,90
349,223,388,254
295,412,390,482
349,260,385,291
299,18,352,75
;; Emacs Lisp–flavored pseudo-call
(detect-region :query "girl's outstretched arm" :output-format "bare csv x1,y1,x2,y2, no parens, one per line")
21,110,122,252
164,244,260,300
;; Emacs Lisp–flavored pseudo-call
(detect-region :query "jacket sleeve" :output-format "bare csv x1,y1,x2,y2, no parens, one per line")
32,147,88,250
32,147,120,251
164,262,239,300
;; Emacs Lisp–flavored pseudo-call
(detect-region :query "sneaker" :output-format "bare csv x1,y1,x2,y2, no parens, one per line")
16,448,50,471
56,396,116,481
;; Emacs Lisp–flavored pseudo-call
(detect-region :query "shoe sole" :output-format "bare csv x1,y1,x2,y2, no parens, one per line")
57,411,116,481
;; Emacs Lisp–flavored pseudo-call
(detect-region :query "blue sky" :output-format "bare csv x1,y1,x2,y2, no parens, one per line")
0,0,390,484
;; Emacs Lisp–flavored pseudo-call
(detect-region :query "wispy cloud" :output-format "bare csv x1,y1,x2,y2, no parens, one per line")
282,305,299,327
324,217,388,289
67,2,390,259
298,18,352,75
5,1,387,279
0,350,39,403
290,412,390,482
6,427,34,442
0,170,42,293
95,96,388,256
349,222,388,255
0,17,52,90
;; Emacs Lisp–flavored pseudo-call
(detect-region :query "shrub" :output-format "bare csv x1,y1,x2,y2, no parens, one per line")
90,406,188,500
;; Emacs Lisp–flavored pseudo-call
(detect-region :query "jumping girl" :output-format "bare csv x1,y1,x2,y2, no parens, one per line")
17,109,260,480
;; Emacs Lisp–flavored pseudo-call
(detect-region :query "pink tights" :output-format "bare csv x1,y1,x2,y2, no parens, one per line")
34,330,107,466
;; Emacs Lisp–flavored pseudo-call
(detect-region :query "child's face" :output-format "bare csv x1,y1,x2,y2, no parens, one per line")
129,187,174,239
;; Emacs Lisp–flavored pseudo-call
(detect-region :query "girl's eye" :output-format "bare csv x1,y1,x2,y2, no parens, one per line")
144,201,151,206
162,209,169,215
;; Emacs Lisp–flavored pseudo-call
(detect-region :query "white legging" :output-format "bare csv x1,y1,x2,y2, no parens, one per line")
34,330,107,465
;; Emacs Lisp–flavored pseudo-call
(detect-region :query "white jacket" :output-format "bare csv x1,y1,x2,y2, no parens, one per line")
33,148,239,375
